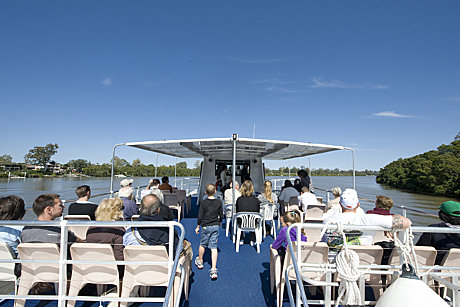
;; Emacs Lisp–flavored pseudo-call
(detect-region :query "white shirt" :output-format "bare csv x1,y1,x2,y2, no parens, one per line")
323,211,392,245
279,187,299,203
224,189,241,205
140,187,164,203
298,192,318,209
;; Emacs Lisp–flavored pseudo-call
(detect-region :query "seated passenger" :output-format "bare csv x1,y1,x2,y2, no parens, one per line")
123,194,192,257
21,194,82,244
366,195,394,215
258,180,278,204
325,187,341,211
224,181,241,205
323,189,411,253
68,185,98,220
272,211,307,263
85,198,125,274
298,186,318,210
278,180,299,215
0,195,26,257
416,201,460,265
119,187,138,221
323,187,365,219
141,179,164,203
235,180,261,213
159,176,173,193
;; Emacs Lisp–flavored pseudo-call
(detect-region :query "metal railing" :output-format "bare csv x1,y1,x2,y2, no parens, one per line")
284,223,460,307
0,219,186,307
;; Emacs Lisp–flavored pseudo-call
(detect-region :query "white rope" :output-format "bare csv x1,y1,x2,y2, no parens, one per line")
322,221,363,307
392,227,419,275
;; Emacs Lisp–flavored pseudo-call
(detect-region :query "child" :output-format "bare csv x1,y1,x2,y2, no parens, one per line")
195,183,223,280
272,211,307,263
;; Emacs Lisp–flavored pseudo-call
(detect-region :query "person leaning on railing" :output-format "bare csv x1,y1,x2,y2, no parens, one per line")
416,200,460,265
323,189,411,252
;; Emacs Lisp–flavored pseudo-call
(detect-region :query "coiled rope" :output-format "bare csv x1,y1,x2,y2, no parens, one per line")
321,221,363,307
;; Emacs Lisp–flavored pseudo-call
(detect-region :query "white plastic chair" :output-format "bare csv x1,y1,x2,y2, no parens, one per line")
224,204,233,238
347,245,384,300
15,243,60,307
277,242,329,307
440,248,460,298
262,203,278,239
163,194,182,222
68,243,120,307
64,215,91,241
120,245,183,307
0,242,18,295
233,212,263,253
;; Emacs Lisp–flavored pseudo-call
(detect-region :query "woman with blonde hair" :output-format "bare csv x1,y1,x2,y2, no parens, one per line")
258,180,278,204
235,180,260,213
85,198,125,274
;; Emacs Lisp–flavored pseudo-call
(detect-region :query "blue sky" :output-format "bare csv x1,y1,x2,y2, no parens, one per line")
1,1,459,171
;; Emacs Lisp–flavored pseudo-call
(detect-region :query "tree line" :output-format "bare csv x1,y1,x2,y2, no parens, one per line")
376,140,460,198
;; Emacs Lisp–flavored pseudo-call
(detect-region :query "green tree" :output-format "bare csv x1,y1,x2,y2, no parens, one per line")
24,144,59,173
0,154,12,165
132,158,142,168
177,161,187,168
68,159,91,172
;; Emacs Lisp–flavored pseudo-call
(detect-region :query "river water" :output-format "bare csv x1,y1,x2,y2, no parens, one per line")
0,176,457,226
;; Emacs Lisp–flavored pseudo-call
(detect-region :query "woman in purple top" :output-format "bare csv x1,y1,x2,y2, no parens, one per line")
272,211,307,262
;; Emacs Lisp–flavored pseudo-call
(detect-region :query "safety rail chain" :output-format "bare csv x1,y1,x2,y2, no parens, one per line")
285,223,460,307
0,220,185,307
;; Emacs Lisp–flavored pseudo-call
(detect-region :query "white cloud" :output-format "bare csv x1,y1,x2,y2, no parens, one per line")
228,57,285,64
372,111,414,118
102,77,112,87
310,77,387,90
265,85,299,93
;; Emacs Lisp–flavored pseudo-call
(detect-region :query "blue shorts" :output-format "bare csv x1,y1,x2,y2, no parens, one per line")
200,225,219,249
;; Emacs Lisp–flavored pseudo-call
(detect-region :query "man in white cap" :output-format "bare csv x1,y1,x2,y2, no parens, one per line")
120,178,134,188
323,188,411,248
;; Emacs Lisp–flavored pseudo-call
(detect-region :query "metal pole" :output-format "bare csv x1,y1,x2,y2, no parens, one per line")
232,134,237,207
155,153,159,178
174,158,177,187
110,143,124,196
307,157,311,176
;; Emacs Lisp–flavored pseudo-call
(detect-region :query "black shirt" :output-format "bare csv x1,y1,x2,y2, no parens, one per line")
68,201,98,220
197,198,223,227
416,222,460,264
236,196,260,213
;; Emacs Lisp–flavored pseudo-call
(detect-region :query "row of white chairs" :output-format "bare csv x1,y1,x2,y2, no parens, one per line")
1,242,188,307
270,242,460,307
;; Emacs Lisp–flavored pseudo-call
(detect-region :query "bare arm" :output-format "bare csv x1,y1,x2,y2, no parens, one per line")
391,214,412,230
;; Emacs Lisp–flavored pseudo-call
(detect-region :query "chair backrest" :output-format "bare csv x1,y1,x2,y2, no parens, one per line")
64,215,91,240
304,205,325,219
70,243,119,283
372,231,391,244
162,190,171,195
234,213,263,231
215,191,223,200
288,196,298,206
284,242,329,280
17,243,60,281
131,215,140,221
303,227,323,242
224,204,233,218
0,242,16,282
176,190,187,203
172,187,178,192
348,245,383,266
389,246,437,267
123,245,171,286
441,248,460,268
262,204,276,221
164,194,178,206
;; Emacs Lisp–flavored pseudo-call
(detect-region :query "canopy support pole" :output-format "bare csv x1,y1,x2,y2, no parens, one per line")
232,134,237,209
110,143,125,196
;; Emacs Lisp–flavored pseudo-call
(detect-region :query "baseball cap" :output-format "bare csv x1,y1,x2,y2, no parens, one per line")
439,201,460,217
120,179,134,187
340,188,360,210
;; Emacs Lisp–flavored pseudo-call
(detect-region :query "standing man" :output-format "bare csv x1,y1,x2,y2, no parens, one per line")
68,185,98,220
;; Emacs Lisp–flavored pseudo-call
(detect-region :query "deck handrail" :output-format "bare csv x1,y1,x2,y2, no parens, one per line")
0,219,185,307
285,223,460,307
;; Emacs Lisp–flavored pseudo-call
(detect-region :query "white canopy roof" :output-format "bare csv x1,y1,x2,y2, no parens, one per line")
123,137,348,160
